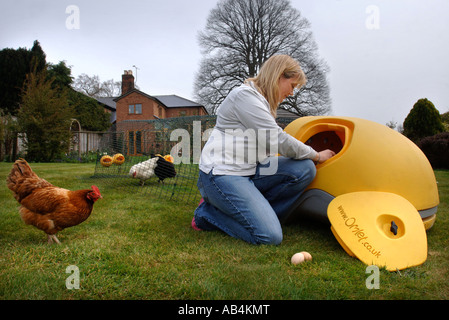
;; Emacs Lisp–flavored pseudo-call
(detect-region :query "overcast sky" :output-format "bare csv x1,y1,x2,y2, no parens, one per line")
1,0,448,126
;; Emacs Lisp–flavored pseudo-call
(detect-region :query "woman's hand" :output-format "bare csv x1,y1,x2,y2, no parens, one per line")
315,149,336,163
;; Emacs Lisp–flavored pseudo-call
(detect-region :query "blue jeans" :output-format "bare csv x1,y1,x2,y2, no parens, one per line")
194,156,316,245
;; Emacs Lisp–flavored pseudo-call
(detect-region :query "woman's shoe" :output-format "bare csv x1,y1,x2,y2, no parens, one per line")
192,198,205,231
191,217,203,231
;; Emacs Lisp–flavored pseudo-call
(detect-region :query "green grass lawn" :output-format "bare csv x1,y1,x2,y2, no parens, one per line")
0,162,448,300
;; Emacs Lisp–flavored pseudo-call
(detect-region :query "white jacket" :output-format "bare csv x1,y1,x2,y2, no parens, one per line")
199,81,318,176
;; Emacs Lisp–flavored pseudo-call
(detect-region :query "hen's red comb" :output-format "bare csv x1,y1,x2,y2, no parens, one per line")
91,185,101,194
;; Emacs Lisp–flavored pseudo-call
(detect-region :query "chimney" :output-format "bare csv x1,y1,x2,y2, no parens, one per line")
121,70,134,95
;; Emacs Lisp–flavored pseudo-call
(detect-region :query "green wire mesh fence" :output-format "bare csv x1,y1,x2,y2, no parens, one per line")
92,115,295,204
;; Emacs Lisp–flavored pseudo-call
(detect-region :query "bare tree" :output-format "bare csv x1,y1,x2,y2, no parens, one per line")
72,73,121,97
101,79,122,97
194,0,331,116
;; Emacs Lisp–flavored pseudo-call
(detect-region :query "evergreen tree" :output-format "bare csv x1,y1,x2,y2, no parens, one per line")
403,98,445,142
0,40,46,115
18,68,74,161
47,60,74,89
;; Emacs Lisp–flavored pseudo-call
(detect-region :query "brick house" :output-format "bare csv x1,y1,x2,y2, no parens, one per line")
111,70,208,156
114,70,207,123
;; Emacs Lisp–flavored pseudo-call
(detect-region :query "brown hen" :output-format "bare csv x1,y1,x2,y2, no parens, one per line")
6,159,102,244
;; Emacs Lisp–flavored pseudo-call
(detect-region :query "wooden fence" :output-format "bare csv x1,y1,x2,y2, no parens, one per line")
70,131,107,156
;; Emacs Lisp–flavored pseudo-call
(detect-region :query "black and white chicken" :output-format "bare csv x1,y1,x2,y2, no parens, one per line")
129,154,176,185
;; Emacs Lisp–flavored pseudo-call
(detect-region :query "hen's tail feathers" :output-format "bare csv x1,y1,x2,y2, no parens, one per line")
6,158,54,202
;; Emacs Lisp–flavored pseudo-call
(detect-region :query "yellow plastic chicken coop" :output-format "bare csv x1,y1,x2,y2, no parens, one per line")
284,116,439,271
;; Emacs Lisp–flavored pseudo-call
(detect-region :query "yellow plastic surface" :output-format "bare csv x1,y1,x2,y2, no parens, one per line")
328,191,427,271
423,214,436,230
284,116,439,222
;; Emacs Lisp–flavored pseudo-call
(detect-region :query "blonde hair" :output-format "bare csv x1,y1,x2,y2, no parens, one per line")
245,54,306,117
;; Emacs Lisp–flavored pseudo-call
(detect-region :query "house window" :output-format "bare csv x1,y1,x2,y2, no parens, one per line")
129,104,142,114
179,110,187,117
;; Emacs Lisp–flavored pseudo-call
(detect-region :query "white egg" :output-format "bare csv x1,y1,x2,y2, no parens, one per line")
291,252,305,265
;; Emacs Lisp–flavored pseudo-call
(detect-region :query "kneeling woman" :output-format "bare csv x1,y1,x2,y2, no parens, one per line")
193,54,335,245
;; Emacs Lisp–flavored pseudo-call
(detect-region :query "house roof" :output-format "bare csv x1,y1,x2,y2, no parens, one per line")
96,97,117,110
95,96,117,123
113,89,204,109
154,95,203,108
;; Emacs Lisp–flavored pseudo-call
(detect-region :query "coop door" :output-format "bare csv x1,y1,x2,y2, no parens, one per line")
302,122,353,158
305,131,343,154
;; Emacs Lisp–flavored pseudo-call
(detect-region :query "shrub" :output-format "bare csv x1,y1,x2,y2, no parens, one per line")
403,98,445,142
442,111,449,131
417,132,449,169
